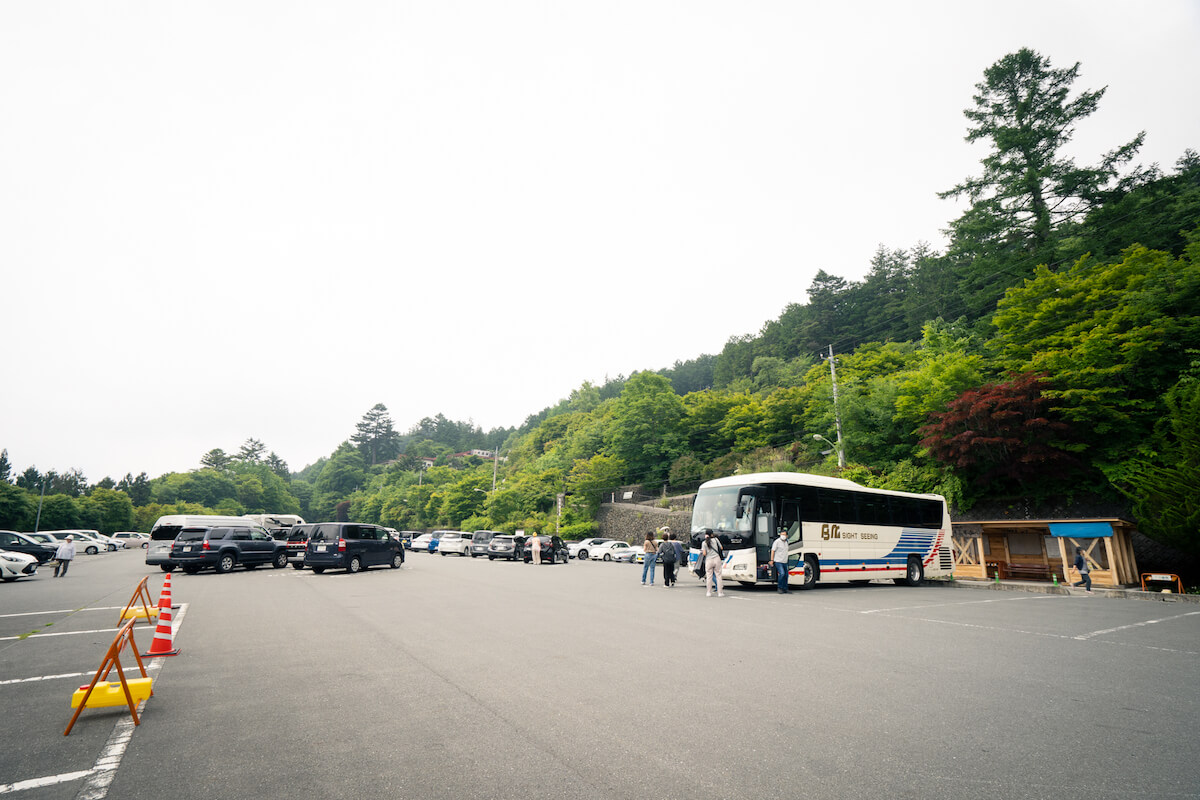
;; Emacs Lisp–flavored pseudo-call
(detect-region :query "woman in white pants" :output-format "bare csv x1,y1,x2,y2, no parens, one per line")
701,531,724,597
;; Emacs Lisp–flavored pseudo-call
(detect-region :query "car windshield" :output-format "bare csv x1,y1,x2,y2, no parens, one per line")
492,536,513,544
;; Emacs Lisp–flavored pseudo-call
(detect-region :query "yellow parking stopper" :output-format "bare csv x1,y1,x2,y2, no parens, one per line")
121,606,159,621
71,677,153,709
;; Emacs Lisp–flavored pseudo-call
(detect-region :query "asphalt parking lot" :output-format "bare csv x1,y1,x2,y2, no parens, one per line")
2,548,1198,800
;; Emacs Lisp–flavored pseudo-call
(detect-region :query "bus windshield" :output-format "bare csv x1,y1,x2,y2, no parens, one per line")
690,486,753,535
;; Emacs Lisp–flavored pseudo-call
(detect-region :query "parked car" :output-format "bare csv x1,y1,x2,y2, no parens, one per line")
398,531,420,549
25,532,68,548
170,525,289,574
436,531,470,556
469,530,503,558
49,530,119,552
589,540,636,562
0,549,39,581
70,530,124,550
112,532,150,548
147,514,263,572
633,542,665,564
521,535,570,564
568,537,612,560
410,532,435,552
286,524,317,569
304,523,405,574
0,531,57,563
487,534,527,561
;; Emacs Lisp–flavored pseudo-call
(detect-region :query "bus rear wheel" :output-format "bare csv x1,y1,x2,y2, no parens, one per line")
899,557,924,586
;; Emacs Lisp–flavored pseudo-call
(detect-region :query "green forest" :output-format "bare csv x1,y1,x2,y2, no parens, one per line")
2,49,1197,563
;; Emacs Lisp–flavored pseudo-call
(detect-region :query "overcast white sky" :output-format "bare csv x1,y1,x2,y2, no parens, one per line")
2,1,1197,482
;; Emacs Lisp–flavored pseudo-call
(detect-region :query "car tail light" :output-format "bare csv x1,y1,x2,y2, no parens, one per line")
338,538,346,552
202,540,211,551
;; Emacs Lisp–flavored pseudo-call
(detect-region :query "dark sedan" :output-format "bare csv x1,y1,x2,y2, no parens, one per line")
522,535,570,564
0,530,57,564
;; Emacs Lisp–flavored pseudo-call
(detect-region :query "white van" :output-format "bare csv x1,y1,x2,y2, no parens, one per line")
147,515,263,571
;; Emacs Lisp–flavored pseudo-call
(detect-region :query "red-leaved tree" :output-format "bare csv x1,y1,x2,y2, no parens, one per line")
919,372,1079,491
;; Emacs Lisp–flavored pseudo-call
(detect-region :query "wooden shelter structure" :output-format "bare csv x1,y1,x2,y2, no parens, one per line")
951,519,1139,587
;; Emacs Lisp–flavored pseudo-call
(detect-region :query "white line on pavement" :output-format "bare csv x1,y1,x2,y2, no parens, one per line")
1074,609,1200,640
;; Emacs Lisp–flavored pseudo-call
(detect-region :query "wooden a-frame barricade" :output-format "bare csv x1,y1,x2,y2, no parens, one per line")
64,618,154,735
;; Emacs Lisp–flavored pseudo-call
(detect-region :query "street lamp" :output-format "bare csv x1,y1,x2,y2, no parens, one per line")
812,433,845,469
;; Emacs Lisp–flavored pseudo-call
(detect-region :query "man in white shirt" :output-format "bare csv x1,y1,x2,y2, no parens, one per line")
770,530,790,594
54,535,76,577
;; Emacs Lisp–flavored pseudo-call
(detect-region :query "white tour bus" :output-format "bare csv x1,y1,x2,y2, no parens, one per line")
146,514,266,571
240,514,306,539
689,472,953,588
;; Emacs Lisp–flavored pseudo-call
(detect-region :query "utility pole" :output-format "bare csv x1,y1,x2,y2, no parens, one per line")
827,345,846,468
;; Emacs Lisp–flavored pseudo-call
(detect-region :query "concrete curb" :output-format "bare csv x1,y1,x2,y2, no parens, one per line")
931,577,1200,604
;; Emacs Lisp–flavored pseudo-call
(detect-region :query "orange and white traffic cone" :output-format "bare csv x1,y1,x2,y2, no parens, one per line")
157,572,178,610
141,592,180,657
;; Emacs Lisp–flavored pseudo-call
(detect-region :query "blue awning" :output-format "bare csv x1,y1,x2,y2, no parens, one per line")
1049,522,1113,538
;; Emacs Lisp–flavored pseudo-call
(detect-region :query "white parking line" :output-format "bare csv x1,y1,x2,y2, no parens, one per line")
0,628,121,642
0,663,163,686
860,595,1058,614
1074,609,1200,640
0,608,124,619
0,770,96,794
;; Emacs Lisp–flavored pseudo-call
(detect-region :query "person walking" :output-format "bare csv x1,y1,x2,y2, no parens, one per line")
641,531,658,586
657,533,677,587
53,535,76,578
701,531,724,597
1073,546,1092,593
771,529,790,593
671,532,684,577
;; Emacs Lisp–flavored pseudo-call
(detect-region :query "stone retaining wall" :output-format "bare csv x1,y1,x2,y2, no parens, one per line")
597,502,692,544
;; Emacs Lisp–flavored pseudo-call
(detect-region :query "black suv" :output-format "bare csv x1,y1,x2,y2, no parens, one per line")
286,524,316,569
170,526,289,574
521,535,570,564
303,523,405,574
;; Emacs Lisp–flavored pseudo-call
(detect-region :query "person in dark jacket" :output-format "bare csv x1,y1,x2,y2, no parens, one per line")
1073,547,1092,593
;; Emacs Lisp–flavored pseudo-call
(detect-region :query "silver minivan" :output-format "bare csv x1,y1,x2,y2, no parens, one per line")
469,530,503,558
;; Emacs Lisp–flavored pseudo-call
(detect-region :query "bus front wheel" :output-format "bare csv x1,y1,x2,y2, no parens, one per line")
800,556,818,589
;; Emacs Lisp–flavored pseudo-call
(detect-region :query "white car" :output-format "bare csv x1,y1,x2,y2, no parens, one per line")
410,533,436,552
112,532,150,548
590,540,636,562
0,549,39,581
568,537,612,560
436,531,470,556
65,531,118,553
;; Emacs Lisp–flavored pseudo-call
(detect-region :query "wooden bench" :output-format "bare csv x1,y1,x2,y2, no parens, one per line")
1006,563,1052,581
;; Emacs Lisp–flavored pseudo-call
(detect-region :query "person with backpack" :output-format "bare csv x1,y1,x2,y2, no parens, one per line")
1073,546,1093,593
657,531,677,587
701,530,725,597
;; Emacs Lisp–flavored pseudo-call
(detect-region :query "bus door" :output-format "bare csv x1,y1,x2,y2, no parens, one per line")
753,497,774,568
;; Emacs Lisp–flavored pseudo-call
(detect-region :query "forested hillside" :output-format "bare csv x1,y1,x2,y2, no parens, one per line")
2,49,1197,561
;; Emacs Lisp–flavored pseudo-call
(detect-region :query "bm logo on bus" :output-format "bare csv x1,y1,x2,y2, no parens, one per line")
820,524,841,541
